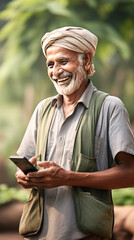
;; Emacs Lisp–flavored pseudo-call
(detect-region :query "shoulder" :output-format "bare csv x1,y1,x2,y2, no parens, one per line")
33,96,56,121
102,95,126,116
104,95,125,108
35,99,48,113
98,94,130,124
35,96,55,111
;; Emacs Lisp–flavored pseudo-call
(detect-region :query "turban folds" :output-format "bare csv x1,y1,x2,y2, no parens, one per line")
41,26,98,56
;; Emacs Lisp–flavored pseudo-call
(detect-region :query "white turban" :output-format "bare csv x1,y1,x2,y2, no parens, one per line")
41,26,98,76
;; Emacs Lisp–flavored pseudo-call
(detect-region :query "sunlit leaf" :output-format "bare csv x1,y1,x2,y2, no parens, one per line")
46,1,70,16
83,22,130,59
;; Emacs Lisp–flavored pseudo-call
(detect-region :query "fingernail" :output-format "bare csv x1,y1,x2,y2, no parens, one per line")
25,177,30,181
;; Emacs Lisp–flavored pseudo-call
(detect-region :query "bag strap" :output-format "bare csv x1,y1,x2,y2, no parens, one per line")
36,96,57,163
72,90,108,170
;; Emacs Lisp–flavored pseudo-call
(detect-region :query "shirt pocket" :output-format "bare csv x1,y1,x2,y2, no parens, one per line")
76,153,97,172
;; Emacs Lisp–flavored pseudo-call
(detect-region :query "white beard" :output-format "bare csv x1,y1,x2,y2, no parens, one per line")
51,64,87,96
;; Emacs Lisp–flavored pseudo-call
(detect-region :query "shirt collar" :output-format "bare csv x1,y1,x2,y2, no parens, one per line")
51,80,97,109
77,80,96,108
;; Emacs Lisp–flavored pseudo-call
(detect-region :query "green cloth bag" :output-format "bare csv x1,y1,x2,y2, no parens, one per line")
19,188,44,237
72,154,113,239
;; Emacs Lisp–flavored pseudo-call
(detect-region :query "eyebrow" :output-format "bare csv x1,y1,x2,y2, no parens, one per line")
59,57,70,61
46,60,53,66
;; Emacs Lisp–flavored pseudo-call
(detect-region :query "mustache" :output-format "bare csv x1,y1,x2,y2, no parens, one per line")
51,71,72,81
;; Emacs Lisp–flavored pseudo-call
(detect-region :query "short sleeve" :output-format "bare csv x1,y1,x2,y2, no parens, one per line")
17,100,46,159
109,98,134,159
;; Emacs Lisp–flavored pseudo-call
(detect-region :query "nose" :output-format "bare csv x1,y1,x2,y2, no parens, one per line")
52,64,63,79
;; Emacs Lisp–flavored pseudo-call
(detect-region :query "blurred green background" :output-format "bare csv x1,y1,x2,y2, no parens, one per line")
0,0,134,205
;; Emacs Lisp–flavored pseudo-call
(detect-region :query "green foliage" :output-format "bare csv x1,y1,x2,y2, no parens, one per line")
0,0,133,86
0,103,25,158
0,184,29,205
112,188,134,206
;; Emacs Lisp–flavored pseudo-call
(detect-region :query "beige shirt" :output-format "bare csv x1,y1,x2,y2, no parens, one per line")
18,81,134,240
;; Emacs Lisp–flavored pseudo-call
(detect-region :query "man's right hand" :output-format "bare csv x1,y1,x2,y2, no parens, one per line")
15,156,38,189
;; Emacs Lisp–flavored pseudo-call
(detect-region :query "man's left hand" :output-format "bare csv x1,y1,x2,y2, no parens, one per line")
27,161,68,189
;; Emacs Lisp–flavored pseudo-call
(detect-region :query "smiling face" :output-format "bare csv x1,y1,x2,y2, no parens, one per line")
46,46,88,96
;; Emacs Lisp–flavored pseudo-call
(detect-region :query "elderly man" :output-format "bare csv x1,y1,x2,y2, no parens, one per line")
16,27,134,240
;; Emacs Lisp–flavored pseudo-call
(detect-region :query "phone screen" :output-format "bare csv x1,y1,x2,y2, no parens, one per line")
9,156,38,174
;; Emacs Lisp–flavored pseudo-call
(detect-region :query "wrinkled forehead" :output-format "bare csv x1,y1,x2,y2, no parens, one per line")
46,45,79,57
46,45,80,59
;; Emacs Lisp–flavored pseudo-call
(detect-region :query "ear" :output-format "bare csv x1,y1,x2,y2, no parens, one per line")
83,51,93,72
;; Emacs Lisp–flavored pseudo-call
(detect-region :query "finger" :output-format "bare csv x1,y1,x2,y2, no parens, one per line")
27,169,48,178
37,161,56,168
17,178,36,188
29,156,38,165
15,169,32,182
28,176,45,183
15,169,26,180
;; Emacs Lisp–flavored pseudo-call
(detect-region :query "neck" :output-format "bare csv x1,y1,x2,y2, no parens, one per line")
62,80,88,118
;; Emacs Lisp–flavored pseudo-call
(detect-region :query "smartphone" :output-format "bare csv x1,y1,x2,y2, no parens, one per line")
9,156,38,174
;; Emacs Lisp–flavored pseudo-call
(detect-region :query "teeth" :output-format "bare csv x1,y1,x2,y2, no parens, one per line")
58,76,70,83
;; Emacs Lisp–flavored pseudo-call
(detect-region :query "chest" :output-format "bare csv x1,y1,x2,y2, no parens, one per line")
45,105,84,169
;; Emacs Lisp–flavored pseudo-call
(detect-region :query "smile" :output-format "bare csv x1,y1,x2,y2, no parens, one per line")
57,76,71,85
57,76,70,83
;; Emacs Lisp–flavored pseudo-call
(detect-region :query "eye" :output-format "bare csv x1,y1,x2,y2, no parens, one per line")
60,58,69,65
47,62,54,68
61,61,67,65
48,64,53,69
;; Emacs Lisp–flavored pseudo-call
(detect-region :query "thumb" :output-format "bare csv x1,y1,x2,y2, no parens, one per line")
29,156,37,165
37,161,53,168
